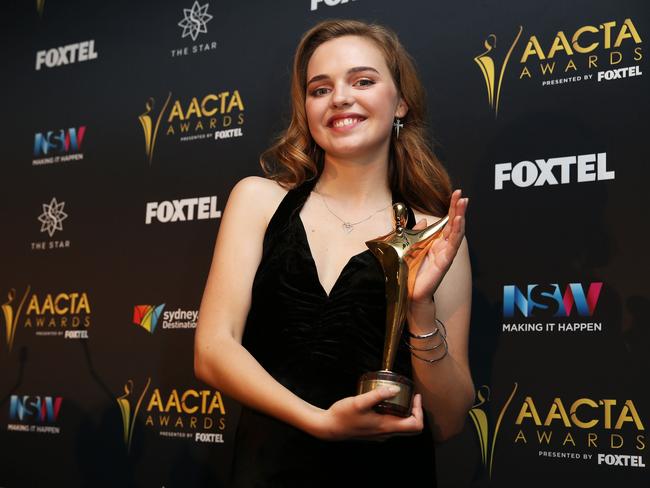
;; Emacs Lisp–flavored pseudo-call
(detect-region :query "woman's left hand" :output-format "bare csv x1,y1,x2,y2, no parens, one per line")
407,189,468,305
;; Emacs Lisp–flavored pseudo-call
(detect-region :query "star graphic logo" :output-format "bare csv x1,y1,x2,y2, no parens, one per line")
38,197,68,237
178,2,213,42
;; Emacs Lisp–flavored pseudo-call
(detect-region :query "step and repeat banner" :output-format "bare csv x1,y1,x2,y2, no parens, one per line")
0,1,647,487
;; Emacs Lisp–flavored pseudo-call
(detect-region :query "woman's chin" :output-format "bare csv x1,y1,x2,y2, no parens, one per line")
319,140,384,161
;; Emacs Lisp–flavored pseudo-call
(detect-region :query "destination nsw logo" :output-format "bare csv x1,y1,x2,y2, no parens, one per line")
133,304,198,333
470,384,646,478
33,126,85,166
501,282,603,333
116,378,227,452
7,394,63,434
2,287,91,347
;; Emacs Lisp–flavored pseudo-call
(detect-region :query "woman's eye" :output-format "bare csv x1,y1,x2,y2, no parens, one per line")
311,87,330,96
355,78,375,87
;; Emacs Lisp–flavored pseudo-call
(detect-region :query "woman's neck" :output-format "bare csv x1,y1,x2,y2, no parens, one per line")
315,153,392,210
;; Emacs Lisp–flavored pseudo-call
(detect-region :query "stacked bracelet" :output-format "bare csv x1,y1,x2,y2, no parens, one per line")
410,335,448,363
408,318,446,339
405,318,448,363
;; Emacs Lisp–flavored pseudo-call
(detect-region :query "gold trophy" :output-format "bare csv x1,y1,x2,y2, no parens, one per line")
357,203,448,417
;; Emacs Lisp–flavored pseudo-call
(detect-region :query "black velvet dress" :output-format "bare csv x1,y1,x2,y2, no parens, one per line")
229,178,437,487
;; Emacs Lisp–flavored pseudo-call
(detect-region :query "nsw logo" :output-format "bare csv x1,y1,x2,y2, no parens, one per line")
503,282,602,318
34,127,85,157
10,395,62,423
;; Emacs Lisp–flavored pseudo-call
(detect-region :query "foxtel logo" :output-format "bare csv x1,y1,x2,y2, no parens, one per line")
310,0,357,10
145,196,221,224
35,40,98,71
495,152,614,190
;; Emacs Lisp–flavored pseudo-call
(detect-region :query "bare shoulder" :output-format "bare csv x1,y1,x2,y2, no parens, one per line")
227,176,288,225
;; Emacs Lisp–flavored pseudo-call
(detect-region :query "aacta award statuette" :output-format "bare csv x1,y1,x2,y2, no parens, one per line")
357,203,448,417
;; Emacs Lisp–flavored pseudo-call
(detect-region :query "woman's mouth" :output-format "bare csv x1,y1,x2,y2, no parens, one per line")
329,117,366,130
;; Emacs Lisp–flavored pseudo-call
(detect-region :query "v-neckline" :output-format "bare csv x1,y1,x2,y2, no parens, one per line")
291,181,414,299
297,215,371,299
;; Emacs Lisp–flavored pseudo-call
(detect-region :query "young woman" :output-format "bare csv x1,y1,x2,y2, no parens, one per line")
194,19,473,487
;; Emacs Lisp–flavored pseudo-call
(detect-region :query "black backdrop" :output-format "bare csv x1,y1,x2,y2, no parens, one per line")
1,1,648,487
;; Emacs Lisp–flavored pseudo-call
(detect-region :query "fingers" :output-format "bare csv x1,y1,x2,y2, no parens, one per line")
411,393,423,425
449,197,468,246
444,190,462,240
335,387,424,441
441,194,467,246
353,386,401,411
373,393,424,437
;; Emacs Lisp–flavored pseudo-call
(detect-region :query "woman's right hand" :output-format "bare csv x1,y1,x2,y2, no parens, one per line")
311,388,424,441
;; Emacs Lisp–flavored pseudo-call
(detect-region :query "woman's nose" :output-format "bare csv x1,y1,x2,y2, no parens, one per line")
331,83,353,107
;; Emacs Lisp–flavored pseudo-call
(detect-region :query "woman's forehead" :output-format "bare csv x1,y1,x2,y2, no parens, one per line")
307,35,389,77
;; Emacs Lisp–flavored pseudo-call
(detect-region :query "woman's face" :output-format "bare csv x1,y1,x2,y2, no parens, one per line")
304,35,407,161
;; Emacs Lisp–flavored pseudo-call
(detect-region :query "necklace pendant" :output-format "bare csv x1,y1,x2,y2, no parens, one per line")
342,222,354,233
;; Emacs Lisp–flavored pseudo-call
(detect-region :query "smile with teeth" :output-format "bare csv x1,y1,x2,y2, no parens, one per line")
331,117,365,128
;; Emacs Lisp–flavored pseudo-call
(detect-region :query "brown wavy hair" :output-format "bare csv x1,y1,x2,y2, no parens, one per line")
260,19,451,217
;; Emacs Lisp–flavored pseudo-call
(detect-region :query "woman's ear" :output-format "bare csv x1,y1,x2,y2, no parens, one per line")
395,97,409,118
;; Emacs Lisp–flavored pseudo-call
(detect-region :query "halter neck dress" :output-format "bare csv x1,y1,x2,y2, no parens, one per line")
229,178,437,487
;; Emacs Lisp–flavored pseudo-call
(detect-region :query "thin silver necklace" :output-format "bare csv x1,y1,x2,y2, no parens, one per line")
314,190,392,234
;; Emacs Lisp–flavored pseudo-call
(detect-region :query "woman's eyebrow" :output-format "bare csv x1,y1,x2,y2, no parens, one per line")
307,66,380,86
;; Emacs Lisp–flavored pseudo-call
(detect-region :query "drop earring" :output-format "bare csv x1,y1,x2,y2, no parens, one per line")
393,117,404,138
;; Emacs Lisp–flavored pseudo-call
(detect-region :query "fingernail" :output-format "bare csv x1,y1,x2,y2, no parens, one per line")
386,386,401,395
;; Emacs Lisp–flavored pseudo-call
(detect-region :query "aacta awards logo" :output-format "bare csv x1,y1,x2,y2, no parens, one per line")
475,18,643,116
2,287,31,352
474,26,523,117
139,90,245,164
501,281,604,333
117,378,151,452
32,197,70,251
117,378,227,452
33,126,85,166
470,383,646,477
171,1,217,58
133,303,198,333
2,286,92,345
470,384,519,478
7,394,63,434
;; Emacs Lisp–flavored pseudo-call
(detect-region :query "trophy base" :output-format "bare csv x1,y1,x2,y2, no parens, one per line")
357,370,414,418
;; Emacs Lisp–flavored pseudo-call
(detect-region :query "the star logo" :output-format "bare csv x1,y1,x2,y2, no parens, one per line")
178,2,213,42
38,197,68,237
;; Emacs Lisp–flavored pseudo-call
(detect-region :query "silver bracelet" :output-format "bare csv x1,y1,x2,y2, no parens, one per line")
409,334,448,363
404,336,446,351
408,318,446,340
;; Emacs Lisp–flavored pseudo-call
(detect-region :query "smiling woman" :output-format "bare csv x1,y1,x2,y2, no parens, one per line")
194,19,473,488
